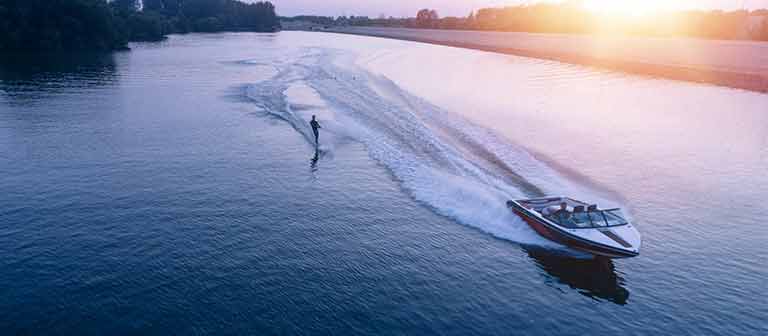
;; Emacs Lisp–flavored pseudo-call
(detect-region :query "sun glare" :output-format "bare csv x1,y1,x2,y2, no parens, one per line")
582,0,669,17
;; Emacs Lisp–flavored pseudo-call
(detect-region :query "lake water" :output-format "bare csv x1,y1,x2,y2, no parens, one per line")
1,32,766,335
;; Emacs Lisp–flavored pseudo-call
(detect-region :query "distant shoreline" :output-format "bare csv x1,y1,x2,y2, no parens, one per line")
324,26,768,93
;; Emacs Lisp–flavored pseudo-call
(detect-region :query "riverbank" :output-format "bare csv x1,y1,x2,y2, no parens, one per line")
326,26,768,93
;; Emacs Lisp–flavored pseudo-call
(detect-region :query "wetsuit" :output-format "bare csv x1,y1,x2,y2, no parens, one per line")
310,119,321,144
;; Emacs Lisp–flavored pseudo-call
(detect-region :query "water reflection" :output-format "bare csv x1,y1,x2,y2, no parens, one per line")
310,148,320,171
0,52,119,104
525,247,631,305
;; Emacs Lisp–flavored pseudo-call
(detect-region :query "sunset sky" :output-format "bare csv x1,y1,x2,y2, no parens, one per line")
272,0,768,17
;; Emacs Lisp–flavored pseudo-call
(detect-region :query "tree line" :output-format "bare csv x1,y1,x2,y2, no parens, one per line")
0,0,280,51
293,3,768,41
462,4,768,40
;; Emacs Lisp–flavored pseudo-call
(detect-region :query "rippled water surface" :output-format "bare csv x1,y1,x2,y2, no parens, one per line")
1,32,766,335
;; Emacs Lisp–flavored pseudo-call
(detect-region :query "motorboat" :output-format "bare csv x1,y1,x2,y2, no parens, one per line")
507,197,641,258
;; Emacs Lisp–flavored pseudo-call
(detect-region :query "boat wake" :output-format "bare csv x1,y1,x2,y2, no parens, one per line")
242,48,619,250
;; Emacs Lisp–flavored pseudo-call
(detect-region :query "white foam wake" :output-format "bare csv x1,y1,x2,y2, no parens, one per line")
243,48,606,249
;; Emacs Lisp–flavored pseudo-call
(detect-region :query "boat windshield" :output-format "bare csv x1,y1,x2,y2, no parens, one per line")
603,209,628,226
548,209,628,229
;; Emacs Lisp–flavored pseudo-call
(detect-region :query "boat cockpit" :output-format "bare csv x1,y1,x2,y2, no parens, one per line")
518,197,629,229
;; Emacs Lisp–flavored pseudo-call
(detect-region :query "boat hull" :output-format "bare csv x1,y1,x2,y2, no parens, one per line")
511,206,639,259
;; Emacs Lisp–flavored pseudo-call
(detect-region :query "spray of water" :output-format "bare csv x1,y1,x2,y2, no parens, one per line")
244,48,619,250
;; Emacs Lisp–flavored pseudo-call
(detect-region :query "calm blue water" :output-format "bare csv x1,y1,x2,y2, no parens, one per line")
1,32,766,335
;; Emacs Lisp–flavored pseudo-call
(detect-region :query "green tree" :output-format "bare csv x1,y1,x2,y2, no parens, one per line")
0,0,279,51
142,0,165,12
0,0,128,51
110,0,138,12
